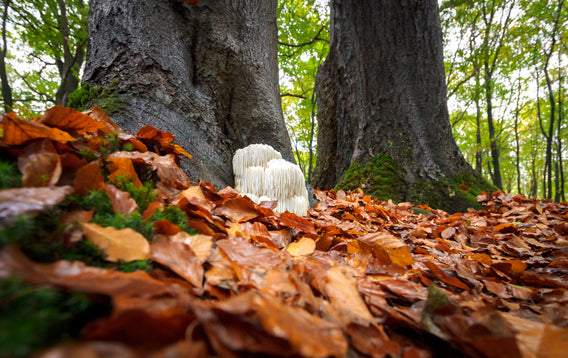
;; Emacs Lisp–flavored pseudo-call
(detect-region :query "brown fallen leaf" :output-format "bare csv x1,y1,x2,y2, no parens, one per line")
104,184,138,216
81,222,151,262
106,157,143,187
74,160,104,195
325,265,374,324
287,237,316,257
359,232,414,267
1,111,75,145
17,139,62,187
0,244,169,297
169,232,213,262
0,185,73,224
38,106,107,135
151,235,203,288
216,196,260,222
193,291,348,357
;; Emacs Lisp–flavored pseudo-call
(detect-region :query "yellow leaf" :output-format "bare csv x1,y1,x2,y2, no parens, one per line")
286,237,316,256
81,222,150,262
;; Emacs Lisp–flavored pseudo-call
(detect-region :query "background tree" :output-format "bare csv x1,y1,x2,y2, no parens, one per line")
313,0,490,212
277,0,329,182
83,0,294,190
8,0,87,107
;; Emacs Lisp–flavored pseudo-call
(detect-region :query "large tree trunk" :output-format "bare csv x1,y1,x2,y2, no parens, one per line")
83,0,293,190
313,0,490,212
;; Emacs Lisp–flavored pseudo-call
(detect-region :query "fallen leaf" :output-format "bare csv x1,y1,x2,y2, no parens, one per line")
1,112,75,145
287,237,316,256
85,106,121,133
193,291,347,357
104,183,138,216
38,106,107,135
106,157,143,187
153,219,181,236
325,265,374,324
151,235,203,287
81,222,151,262
0,244,168,297
170,232,213,262
0,186,73,224
359,232,414,267
74,160,104,195
17,140,62,187
216,196,260,222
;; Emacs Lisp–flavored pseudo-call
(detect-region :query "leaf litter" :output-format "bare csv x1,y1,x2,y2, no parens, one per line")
0,107,567,357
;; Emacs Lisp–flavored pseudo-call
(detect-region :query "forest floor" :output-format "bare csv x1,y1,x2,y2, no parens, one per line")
0,106,567,358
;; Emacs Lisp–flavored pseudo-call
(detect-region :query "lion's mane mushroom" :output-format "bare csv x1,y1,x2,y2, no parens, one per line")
232,144,309,216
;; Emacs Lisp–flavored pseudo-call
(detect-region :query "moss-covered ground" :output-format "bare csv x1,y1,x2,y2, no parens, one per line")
334,154,496,213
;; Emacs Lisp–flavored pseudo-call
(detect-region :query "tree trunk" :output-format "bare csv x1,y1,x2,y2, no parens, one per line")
484,59,502,189
313,0,490,212
83,0,293,190
0,0,12,113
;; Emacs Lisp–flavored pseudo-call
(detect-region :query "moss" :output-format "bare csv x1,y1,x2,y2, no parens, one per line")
0,157,22,189
335,155,496,213
68,79,123,113
0,278,108,357
335,154,404,202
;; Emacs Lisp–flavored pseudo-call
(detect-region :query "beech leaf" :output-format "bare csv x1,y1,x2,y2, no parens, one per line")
1,112,75,145
286,237,316,256
81,222,151,262
0,186,73,224
38,106,107,135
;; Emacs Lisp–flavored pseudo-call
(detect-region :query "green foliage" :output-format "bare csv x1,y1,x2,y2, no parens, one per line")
114,179,158,212
67,80,124,113
5,0,89,110
0,278,101,357
278,0,329,182
0,157,22,189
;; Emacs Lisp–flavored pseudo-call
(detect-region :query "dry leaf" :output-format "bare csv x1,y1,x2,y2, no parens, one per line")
81,222,151,262
106,157,143,187
287,237,316,256
170,232,213,262
104,184,138,216
17,140,62,187
151,235,203,288
1,111,75,145
74,160,104,195
0,186,73,224
325,265,374,324
38,106,107,134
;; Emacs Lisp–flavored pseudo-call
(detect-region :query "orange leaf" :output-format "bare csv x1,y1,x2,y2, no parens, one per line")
153,219,181,236
172,143,192,159
106,157,143,187
150,235,203,287
74,160,104,195
287,237,316,256
359,232,414,267
325,265,374,324
85,106,121,133
1,112,75,145
81,222,151,262
423,261,469,290
137,125,175,143
38,106,107,135
142,201,163,221
216,196,260,222
104,184,138,216
170,232,213,262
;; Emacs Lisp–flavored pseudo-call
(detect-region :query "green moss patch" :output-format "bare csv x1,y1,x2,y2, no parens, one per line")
335,155,496,213
68,79,123,113
335,154,405,202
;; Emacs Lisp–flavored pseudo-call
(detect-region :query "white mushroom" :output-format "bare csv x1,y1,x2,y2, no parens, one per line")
232,144,309,216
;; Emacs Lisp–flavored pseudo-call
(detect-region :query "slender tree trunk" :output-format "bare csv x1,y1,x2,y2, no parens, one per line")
307,91,316,183
313,0,487,212
514,76,522,194
83,0,293,189
544,64,555,200
0,0,12,112
484,59,502,189
54,0,85,106
474,69,483,175
557,56,565,201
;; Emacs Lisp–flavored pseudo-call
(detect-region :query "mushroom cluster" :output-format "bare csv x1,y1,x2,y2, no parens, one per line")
232,144,309,216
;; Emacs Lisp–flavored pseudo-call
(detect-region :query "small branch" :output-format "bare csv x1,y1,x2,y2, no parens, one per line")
280,92,307,100
278,26,328,49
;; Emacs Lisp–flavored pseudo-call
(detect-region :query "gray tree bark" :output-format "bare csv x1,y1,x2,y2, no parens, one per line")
83,0,294,190
313,0,486,211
